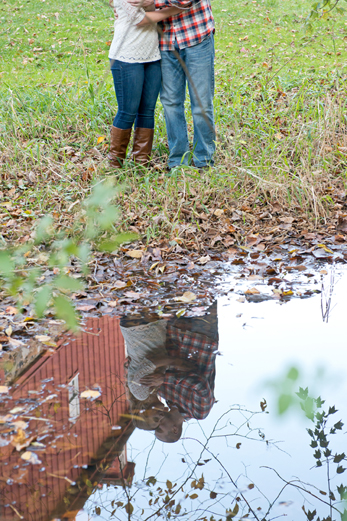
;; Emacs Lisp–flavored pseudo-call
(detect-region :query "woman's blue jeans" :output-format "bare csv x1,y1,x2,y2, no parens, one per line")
160,34,215,168
110,59,162,130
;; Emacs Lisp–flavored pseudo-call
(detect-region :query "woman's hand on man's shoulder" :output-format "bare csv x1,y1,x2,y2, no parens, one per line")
127,0,154,7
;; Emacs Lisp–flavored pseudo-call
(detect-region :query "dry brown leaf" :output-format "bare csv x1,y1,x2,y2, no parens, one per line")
35,335,52,342
81,389,101,399
5,306,18,315
21,451,41,464
126,250,143,259
174,291,197,303
279,216,294,224
0,386,9,394
76,304,96,311
197,255,211,265
245,288,260,295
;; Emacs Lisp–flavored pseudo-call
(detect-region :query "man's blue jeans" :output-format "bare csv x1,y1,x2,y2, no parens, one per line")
160,34,215,168
110,59,162,129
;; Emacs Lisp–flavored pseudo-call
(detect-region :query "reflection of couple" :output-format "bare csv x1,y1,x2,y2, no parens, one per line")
108,0,215,169
121,302,218,443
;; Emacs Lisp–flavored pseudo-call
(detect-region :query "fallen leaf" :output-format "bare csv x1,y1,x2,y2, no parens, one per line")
174,291,197,303
279,216,294,224
76,304,96,312
11,421,28,431
245,288,260,295
112,280,128,289
9,338,26,347
214,209,224,217
5,325,12,337
35,335,52,342
124,291,144,300
0,386,9,394
10,406,24,414
5,306,18,315
316,243,333,254
126,250,143,259
336,214,347,233
21,451,41,464
197,255,211,265
80,390,101,400
97,135,106,145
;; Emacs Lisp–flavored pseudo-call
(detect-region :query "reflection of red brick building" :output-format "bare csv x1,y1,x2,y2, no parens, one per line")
0,316,134,521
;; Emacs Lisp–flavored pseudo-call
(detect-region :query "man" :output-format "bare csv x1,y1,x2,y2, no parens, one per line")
139,302,218,443
128,0,216,169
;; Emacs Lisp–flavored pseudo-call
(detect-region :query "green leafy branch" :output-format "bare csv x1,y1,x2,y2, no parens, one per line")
297,387,347,521
0,179,137,330
306,0,346,30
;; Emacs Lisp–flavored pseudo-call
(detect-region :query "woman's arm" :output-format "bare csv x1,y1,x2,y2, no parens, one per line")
137,5,183,25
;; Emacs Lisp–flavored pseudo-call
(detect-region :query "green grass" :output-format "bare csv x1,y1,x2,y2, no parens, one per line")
1,0,347,245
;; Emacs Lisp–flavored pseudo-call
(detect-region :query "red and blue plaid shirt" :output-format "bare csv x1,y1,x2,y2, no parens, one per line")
158,323,217,420
154,0,214,51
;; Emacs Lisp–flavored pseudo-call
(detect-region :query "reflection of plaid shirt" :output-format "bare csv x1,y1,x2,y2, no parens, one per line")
154,0,214,51
158,324,217,420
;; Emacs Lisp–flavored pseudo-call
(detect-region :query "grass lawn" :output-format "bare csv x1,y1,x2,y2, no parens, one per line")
1,0,347,249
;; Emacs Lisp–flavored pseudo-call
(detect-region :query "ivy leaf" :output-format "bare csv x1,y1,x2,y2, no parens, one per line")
333,453,345,464
53,295,79,331
337,466,346,474
34,285,51,317
125,502,134,515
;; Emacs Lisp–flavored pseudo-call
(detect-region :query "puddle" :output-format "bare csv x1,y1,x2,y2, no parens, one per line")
1,265,347,521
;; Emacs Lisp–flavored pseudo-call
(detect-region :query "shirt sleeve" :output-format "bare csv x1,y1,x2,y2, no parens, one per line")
155,0,191,8
115,0,146,24
159,372,214,419
128,359,156,401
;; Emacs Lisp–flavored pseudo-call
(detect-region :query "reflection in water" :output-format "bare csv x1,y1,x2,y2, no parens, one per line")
121,302,218,442
1,271,347,521
0,316,134,521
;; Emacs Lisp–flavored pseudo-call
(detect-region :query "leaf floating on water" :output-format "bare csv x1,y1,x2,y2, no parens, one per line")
10,406,24,414
245,288,260,295
80,390,101,400
35,335,52,342
316,243,333,254
197,255,211,265
174,291,197,303
21,451,42,464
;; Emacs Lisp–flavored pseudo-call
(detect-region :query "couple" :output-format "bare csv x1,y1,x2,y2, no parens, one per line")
121,302,218,443
108,0,215,170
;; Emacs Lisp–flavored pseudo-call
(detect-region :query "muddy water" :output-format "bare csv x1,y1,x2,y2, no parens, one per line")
1,266,346,521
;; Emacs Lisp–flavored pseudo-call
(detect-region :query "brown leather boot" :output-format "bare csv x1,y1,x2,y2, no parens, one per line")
131,127,154,165
108,126,132,168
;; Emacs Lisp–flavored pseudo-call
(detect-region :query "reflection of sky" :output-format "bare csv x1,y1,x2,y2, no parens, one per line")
81,266,347,521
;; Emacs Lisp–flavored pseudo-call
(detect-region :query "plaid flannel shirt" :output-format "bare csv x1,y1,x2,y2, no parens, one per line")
154,0,214,51
158,323,217,420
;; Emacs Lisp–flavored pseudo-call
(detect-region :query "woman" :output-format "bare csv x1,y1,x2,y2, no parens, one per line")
108,0,182,167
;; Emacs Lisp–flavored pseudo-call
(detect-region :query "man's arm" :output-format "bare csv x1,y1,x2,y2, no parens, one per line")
159,373,214,419
128,0,192,10
137,5,183,25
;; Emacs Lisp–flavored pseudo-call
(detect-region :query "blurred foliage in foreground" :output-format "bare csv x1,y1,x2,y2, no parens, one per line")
0,179,136,330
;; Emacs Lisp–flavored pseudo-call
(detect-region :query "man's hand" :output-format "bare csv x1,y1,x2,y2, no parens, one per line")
127,0,154,7
140,373,165,387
